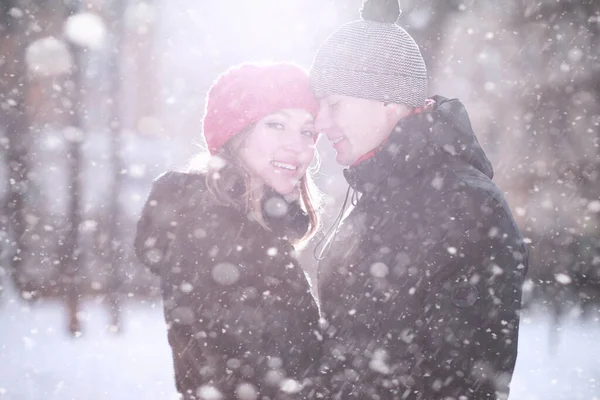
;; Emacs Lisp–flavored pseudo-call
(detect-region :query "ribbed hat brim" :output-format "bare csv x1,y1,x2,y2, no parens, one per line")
310,66,428,107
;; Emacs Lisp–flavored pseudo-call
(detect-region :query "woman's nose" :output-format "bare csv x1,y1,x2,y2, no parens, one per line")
285,130,309,150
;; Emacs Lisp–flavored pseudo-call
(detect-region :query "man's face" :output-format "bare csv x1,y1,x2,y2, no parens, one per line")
315,95,400,166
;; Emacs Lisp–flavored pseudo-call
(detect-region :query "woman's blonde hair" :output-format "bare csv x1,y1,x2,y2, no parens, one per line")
189,127,321,249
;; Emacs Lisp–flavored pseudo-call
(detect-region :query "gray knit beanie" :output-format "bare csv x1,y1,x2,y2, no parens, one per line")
310,0,428,107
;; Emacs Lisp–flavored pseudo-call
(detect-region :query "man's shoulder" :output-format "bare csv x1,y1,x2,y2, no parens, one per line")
443,167,515,223
432,169,527,257
388,165,520,237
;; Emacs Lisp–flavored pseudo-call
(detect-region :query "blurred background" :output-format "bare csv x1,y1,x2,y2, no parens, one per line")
1,0,599,399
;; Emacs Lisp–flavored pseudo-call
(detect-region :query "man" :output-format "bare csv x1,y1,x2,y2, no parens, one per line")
309,0,528,399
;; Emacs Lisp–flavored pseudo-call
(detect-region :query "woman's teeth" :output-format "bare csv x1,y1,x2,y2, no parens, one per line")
271,161,297,171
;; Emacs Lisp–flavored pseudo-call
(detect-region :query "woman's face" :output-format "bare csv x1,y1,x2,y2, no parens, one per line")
236,108,316,197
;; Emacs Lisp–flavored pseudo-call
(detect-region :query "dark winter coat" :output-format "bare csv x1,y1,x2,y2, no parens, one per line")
317,96,529,399
134,170,322,399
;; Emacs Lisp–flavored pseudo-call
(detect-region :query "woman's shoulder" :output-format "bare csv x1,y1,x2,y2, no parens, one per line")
151,170,207,200
141,169,248,239
152,170,304,249
150,171,247,233
150,170,223,213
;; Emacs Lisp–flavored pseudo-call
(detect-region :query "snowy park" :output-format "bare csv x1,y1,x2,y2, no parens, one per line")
1,285,600,400
2,0,600,399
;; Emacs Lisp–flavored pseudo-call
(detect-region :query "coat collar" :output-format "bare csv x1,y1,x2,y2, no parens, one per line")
344,96,493,195
217,165,310,241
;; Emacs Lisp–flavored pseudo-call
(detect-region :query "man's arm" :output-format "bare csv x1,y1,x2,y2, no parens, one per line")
416,189,528,399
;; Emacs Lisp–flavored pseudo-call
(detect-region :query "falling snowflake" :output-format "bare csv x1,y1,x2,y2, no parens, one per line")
22,336,35,350
491,264,504,276
125,1,157,32
194,228,207,239
369,349,391,375
488,227,499,238
280,379,303,394
80,220,98,233
180,282,193,293
8,7,23,18
211,262,240,286
370,262,389,278
265,369,285,386
64,12,107,50
587,200,600,213
63,127,85,143
144,249,164,265
226,358,241,370
263,196,289,218
25,36,72,78
129,164,147,178
430,173,444,190
555,273,572,285
235,382,258,400
171,306,195,325
267,357,283,369
197,385,223,400
207,155,227,171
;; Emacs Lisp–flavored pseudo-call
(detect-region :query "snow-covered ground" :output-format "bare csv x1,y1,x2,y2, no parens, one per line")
510,308,600,400
0,289,179,400
1,287,599,400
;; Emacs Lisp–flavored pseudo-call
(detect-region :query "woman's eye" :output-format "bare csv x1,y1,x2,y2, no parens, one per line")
301,129,315,138
330,101,341,111
266,122,285,130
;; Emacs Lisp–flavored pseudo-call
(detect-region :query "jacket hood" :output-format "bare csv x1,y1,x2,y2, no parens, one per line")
134,170,310,273
345,96,493,192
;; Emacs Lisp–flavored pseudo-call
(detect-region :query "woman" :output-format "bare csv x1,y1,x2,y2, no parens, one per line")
134,63,322,399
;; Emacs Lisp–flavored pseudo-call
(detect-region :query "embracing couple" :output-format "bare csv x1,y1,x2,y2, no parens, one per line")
134,1,528,399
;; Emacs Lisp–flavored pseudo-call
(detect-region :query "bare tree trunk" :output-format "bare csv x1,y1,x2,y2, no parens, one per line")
105,0,126,333
1,0,31,298
583,1,600,233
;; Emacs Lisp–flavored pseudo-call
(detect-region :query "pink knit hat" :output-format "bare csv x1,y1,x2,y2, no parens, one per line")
203,62,320,155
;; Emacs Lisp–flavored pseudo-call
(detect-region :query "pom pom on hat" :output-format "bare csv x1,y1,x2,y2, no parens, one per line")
360,0,402,24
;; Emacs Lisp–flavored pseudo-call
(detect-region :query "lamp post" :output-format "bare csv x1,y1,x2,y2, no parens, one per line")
61,7,106,336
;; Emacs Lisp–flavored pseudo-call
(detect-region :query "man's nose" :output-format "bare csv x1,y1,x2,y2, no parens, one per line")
314,104,331,135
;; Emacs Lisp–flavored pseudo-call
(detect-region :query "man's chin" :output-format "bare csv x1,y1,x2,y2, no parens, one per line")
335,153,354,167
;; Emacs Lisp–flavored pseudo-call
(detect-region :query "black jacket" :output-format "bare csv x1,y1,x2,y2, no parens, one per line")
318,96,528,399
135,171,322,399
